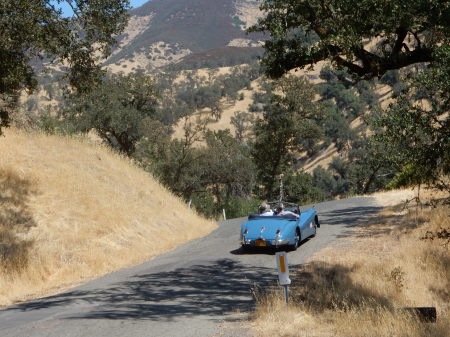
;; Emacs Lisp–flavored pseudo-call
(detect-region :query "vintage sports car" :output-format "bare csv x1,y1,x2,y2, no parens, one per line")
240,202,319,250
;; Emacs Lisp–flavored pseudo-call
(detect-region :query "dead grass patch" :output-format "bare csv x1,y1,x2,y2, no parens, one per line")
252,192,449,337
0,168,37,276
0,129,216,306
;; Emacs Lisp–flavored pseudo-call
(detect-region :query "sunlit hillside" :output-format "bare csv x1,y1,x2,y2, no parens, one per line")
0,129,216,306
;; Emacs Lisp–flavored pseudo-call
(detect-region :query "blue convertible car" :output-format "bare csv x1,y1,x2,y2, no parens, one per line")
240,202,319,251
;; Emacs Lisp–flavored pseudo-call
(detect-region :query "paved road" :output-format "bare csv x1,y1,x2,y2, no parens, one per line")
0,197,385,337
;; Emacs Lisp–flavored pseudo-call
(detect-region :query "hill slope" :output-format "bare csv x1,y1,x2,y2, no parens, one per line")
106,0,263,71
0,129,216,306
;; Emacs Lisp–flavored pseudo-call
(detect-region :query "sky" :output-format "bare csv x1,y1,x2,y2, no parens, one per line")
54,0,149,17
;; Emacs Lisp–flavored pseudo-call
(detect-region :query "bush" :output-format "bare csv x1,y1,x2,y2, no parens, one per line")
284,171,324,203
224,197,261,219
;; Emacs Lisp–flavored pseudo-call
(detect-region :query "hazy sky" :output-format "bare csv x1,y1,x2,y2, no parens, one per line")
54,0,149,17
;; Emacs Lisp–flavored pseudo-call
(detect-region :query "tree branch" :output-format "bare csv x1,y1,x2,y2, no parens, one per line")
392,27,408,59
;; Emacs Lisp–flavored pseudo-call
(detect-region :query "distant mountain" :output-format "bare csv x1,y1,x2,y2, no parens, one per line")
105,0,264,71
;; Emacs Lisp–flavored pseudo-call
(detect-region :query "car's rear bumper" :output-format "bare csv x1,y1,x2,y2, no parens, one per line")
241,238,291,247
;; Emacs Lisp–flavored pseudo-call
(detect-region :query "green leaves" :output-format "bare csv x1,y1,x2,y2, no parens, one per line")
372,45,450,191
63,72,159,155
253,0,449,79
0,0,130,132
252,75,325,199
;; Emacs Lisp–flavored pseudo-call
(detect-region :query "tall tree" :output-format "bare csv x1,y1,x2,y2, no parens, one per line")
0,0,130,133
372,46,450,192
252,76,324,199
62,72,159,155
251,0,450,79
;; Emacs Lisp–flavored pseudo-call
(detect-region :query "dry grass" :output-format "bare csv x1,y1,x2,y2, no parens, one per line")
251,191,449,337
0,128,216,306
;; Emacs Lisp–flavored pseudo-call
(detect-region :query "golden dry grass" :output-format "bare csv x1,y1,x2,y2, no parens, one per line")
251,191,449,337
0,128,216,306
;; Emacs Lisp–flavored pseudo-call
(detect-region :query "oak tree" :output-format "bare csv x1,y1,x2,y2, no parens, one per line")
251,0,450,79
0,0,130,133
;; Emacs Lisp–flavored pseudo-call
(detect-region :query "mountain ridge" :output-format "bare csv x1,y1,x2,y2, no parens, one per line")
106,0,264,72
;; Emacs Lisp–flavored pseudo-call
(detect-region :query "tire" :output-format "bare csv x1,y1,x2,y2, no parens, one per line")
241,245,251,253
311,222,317,238
315,215,320,228
291,228,301,251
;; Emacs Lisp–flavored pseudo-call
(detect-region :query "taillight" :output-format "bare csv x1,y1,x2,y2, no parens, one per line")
244,228,248,234
276,229,281,234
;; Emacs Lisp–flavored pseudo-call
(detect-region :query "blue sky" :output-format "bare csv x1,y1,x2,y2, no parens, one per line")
54,1,149,17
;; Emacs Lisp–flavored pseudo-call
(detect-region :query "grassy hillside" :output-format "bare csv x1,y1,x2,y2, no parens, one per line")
0,129,216,306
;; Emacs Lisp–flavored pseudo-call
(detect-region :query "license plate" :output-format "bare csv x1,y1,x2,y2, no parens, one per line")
255,239,266,247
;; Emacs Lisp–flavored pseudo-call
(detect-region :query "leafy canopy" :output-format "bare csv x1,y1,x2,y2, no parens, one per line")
0,0,130,132
252,76,324,199
62,72,159,155
373,46,450,192
252,0,450,79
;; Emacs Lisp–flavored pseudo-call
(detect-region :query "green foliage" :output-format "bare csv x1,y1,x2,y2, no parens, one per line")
223,197,261,219
372,46,450,192
322,109,356,151
252,75,325,199
312,166,340,200
169,47,264,71
230,111,255,143
201,130,256,202
136,120,256,217
62,72,159,155
328,136,396,195
251,0,449,79
318,66,373,118
283,171,323,203
0,1,130,133
160,64,260,123
190,193,217,219
385,165,424,190
36,111,64,135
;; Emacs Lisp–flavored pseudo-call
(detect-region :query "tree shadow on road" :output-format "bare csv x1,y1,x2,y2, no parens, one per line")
319,205,399,238
6,259,278,322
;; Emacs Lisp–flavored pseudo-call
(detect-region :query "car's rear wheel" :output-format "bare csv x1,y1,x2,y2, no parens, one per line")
291,228,301,251
311,223,317,238
241,245,251,253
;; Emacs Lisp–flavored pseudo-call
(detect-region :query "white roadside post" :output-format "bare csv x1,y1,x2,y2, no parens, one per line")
275,251,291,304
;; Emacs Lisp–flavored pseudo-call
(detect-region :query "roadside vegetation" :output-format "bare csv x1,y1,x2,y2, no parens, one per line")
252,191,449,337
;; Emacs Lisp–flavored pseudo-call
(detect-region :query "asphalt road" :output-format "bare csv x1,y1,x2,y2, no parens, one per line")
0,196,385,337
